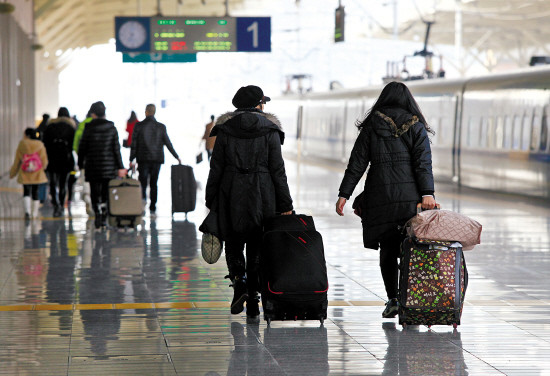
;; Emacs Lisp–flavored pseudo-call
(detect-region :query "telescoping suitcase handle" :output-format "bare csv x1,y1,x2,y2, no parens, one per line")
416,202,441,214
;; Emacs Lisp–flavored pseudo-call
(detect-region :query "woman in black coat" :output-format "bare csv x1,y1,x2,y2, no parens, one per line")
42,107,76,217
205,85,293,318
335,81,436,318
78,101,126,229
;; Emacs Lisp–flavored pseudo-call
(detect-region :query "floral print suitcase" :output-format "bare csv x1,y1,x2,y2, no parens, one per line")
398,237,468,328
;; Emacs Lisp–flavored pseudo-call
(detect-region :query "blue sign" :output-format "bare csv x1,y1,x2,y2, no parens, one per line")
122,53,197,63
236,17,271,52
115,17,151,52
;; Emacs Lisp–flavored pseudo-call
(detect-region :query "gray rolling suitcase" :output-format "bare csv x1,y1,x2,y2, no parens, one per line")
108,176,142,228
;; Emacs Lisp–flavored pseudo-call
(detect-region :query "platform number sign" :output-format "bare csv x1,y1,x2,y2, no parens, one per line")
237,17,271,52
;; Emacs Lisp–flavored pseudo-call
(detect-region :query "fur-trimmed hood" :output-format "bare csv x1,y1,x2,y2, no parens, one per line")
48,116,76,129
373,108,419,138
211,109,285,144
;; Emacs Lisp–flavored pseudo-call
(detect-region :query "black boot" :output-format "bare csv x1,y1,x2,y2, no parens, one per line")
246,294,260,318
227,275,248,314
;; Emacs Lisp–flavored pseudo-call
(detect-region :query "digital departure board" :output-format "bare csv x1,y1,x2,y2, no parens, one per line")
116,16,271,55
151,16,237,53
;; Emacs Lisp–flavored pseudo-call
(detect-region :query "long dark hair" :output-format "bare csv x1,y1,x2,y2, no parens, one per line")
129,110,137,122
357,81,434,135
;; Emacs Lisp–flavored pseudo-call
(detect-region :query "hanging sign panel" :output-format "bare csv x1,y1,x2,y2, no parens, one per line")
116,16,271,54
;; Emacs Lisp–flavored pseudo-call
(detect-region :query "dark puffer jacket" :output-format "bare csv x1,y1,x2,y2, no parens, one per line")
78,118,124,181
338,107,434,249
205,109,293,239
129,116,179,164
43,116,76,173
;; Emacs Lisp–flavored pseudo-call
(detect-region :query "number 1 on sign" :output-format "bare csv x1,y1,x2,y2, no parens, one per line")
247,21,258,48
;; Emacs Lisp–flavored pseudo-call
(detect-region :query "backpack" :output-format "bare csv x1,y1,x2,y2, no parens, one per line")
21,152,43,172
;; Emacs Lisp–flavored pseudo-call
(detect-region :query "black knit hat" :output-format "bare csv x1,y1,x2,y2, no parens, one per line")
232,85,271,108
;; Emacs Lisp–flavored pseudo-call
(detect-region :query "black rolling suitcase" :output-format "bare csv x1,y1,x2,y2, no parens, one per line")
261,214,328,325
171,164,197,215
399,226,468,328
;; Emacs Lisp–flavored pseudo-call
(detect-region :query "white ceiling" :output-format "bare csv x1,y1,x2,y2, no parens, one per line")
34,0,550,72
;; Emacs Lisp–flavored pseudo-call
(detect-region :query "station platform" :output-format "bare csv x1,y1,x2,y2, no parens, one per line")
1,156,549,375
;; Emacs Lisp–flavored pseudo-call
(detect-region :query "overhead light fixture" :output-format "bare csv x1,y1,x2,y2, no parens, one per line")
55,49,63,56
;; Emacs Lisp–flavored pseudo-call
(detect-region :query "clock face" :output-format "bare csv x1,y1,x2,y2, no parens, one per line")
119,21,147,49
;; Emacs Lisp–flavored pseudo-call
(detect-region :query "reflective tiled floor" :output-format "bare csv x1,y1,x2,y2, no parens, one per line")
1,155,550,375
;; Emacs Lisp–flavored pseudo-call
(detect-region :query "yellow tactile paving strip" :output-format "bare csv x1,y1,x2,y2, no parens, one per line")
0,300,548,312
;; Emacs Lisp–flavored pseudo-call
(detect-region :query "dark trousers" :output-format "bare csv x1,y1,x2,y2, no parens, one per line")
89,179,110,216
48,171,70,207
225,230,262,296
137,162,161,211
23,185,39,200
67,173,77,202
379,229,406,300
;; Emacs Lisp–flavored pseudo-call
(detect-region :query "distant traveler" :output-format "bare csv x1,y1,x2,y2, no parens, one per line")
78,101,127,229
73,109,93,215
9,128,49,220
335,81,436,319
125,110,139,147
201,114,217,160
129,104,181,216
205,85,293,317
43,107,76,217
36,113,50,140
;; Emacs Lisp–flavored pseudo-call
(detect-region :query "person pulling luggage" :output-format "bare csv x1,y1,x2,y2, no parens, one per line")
335,81,436,319
78,101,127,229
129,104,181,217
205,85,293,318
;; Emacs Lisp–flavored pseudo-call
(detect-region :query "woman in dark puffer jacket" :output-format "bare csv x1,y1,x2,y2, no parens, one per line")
78,101,127,229
205,85,293,318
335,81,436,319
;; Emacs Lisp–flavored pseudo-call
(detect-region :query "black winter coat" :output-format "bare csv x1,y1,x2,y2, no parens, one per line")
205,109,293,239
129,116,179,164
338,107,434,249
43,117,76,173
78,118,124,181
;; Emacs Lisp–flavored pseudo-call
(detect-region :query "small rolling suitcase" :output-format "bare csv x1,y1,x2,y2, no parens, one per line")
171,164,197,215
108,176,142,228
261,214,328,325
398,205,468,328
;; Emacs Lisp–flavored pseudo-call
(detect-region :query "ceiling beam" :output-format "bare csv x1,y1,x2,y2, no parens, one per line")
39,6,86,48
36,0,79,34
35,0,61,19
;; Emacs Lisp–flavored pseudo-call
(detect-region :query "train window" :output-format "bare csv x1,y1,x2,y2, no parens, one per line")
437,117,445,144
503,116,512,149
495,116,504,149
486,117,495,148
530,114,541,151
541,111,548,151
479,117,487,148
521,114,531,151
466,116,474,147
512,115,521,150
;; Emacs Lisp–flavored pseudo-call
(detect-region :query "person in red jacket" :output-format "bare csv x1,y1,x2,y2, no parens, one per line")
125,111,138,147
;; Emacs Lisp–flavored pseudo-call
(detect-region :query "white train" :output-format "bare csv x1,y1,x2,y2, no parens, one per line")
274,66,550,200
